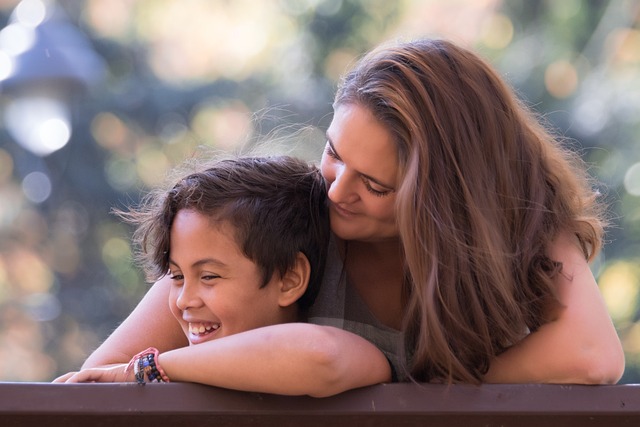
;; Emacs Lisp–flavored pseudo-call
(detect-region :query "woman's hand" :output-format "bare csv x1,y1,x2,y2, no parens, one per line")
53,364,134,383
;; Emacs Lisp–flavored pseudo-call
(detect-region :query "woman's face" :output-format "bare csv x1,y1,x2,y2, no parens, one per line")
321,103,399,242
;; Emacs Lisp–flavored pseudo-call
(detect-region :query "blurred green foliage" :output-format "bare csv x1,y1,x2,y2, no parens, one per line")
0,0,638,382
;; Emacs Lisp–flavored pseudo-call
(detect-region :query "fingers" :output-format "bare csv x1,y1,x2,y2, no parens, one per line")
52,368,104,383
52,364,133,383
52,371,77,383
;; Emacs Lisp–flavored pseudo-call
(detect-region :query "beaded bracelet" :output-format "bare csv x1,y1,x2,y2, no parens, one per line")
125,347,170,385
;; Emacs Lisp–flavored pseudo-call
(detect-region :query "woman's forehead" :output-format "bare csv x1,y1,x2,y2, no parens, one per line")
328,103,399,182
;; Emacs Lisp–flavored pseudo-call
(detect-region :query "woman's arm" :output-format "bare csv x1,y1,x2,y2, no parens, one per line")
485,232,625,384
81,275,188,368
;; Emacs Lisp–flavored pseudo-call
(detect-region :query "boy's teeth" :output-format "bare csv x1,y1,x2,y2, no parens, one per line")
189,323,218,335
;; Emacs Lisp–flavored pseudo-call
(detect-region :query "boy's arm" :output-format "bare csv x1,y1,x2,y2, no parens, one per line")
81,275,188,369
63,275,391,396
61,323,391,396
159,323,391,397
484,232,625,384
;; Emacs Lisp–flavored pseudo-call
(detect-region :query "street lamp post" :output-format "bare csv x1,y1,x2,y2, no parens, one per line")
0,0,105,157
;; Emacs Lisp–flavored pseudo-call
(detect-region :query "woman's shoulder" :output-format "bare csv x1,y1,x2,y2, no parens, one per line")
545,230,599,305
546,230,589,266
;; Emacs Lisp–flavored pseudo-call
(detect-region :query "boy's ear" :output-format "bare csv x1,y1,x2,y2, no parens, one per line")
278,252,310,308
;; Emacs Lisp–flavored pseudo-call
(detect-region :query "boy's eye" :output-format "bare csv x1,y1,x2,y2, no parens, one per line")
169,272,184,281
201,274,220,282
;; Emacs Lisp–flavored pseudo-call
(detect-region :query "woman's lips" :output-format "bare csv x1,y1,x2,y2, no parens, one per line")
332,203,357,217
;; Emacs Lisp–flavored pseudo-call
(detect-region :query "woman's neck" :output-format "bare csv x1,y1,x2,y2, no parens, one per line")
337,236,403,262
339,237,405,330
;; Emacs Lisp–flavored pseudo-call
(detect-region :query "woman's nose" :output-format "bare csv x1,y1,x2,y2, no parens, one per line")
175,282,202,311
327,166,358,204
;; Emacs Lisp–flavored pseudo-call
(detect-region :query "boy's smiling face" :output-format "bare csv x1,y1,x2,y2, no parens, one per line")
167,209,291,345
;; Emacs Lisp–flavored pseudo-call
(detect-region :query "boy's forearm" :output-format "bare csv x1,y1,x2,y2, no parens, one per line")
159,323,391,397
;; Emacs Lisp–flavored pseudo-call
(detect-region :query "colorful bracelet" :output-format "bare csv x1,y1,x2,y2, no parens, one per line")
125,347,170,385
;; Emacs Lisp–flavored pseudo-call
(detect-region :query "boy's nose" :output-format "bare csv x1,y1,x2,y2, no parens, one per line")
175,282,202,310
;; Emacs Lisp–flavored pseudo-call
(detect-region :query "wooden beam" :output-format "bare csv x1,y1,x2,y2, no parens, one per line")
1,382,639,427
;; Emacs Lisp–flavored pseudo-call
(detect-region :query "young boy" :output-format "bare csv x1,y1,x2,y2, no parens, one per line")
57,155,330,384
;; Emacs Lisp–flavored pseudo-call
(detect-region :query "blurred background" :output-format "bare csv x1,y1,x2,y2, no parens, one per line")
0,0,638,383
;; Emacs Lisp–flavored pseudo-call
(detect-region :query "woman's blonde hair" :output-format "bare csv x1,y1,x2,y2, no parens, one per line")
334,38,606,383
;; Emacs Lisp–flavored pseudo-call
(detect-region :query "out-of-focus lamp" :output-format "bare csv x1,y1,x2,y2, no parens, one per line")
0,0,104,156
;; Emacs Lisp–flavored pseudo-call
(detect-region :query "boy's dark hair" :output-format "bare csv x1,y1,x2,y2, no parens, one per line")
117,156,330,310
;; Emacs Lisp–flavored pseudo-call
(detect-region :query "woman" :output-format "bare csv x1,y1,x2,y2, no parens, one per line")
62,38,624,393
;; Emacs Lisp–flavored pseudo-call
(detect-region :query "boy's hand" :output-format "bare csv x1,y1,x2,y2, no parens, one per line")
52,364,133,383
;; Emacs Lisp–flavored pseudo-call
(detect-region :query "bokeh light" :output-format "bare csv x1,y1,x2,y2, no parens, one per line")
599,261,640,324
625,163,640,196
136,146,170,187
91,112,133,155
21,171,51,204
480,13,514,50
191,101,254,150
545,60,579,98
0,23,36,55
14,0,47,27
4,97,72,156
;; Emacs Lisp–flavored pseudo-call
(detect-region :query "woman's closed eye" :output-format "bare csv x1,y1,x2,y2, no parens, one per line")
326,141,394,197
361,176,393,197
324,143,340,161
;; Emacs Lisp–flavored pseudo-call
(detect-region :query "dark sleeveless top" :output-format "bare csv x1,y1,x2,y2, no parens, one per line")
307,236,407,381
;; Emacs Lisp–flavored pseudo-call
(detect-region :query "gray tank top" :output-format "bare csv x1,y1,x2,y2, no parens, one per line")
307,236,407,381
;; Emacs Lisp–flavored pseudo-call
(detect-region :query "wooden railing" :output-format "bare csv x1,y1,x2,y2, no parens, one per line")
1,382,639,426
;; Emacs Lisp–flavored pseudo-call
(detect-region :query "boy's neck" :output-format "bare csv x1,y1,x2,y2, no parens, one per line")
282,306,302,324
